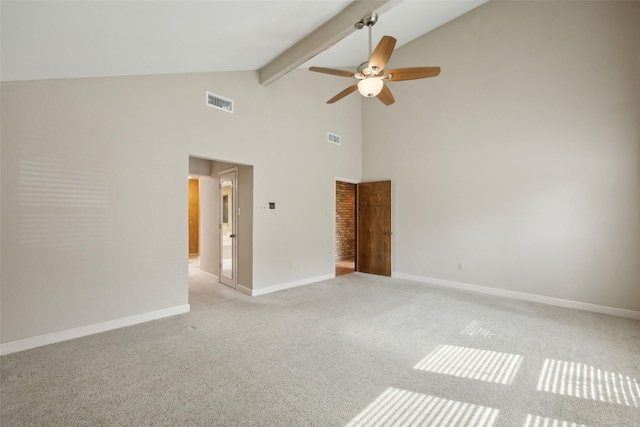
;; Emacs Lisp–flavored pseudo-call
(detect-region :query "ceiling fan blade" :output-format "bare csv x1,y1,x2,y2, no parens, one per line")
327,84,358,104
384,67,441,81
309,67,355,78
377,83,395,106
369,36,397,71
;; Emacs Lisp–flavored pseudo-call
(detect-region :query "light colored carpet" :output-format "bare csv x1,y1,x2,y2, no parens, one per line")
1,269,639,426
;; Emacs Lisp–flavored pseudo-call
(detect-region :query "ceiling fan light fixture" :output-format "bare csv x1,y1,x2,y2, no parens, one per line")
310,15,441,106
357,78,383,97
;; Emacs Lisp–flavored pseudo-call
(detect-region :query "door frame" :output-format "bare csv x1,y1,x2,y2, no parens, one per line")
219,167,238,288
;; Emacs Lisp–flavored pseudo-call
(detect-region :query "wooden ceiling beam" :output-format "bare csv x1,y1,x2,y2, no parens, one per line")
258,0,401,87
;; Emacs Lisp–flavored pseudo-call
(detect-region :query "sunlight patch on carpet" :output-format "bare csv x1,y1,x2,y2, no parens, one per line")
524,414,591,427
347,387,499,427
537,359,639,407
414,345,523,384
460,321,502,339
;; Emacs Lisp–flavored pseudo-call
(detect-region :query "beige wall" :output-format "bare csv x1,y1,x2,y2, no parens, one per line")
188,157,212,177
1,69,362,343
197,174,217,277
4,0,636,347
187,70,363,288
238,164,254,288
363,1,640,311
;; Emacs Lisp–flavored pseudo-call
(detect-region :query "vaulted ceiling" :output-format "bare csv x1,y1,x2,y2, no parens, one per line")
1,0,487,83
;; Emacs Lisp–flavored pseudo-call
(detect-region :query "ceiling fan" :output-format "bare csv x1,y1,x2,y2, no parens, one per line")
309,12,441,106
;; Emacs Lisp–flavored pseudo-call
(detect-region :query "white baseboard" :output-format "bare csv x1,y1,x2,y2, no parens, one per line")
236,284,252,296
0,304,191,356
392,272,640,321
251,274,334,297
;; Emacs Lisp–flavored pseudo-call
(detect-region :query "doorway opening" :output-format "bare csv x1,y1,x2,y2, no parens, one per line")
335,179,392,277
336,180,356,276
187,156,253,297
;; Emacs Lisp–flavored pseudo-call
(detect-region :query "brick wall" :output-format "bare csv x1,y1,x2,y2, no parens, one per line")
336,181,356,260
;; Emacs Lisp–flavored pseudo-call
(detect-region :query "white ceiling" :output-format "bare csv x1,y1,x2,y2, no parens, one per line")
0,0,487,82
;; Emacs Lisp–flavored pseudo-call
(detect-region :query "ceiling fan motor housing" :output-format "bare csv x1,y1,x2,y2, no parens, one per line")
354,12,378,30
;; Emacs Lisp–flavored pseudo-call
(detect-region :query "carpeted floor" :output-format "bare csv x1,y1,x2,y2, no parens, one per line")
1,268,639,426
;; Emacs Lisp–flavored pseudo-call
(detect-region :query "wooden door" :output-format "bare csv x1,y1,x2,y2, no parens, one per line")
188,178,200,255
357,180,391,276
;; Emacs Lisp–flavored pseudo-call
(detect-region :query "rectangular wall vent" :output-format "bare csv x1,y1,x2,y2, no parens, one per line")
206,92,233,113
327,132,341,145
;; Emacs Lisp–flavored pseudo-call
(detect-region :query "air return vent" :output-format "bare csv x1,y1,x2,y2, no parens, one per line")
206,92,233,113
327,132,341,145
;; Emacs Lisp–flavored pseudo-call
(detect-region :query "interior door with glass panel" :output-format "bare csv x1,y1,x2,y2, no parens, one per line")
219,169,237,288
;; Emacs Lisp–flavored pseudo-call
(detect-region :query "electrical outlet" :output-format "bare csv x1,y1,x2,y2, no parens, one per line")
288,261,293,270
458,263,464,271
